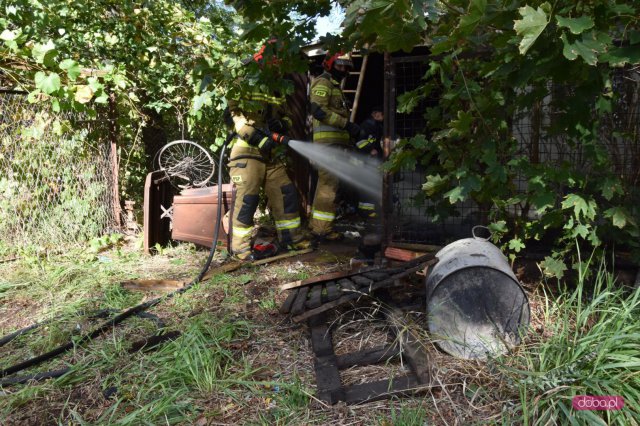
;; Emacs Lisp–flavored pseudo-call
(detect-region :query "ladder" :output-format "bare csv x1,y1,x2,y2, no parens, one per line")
341,52,369,122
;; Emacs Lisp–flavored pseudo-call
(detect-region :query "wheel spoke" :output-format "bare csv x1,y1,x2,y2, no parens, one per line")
158,140,215,188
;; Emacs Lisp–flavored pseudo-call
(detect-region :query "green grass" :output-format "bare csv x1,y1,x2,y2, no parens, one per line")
497,254,640,425
3,239,638,425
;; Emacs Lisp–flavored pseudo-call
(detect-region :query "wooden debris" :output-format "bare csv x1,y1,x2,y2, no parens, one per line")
121,279,185,292
385,246,427,262
292,258,438,323
385,306,434,385
306,285,323,309
279,289,299,314
343,376,422,405
335,344,398,369
290,286,310,315
325,281,340,301
280,266,376,291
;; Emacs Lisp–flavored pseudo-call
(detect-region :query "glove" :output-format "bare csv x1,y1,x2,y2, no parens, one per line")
309,102,327,120
258,131,290,157
344,121,361,139
247,128,269,147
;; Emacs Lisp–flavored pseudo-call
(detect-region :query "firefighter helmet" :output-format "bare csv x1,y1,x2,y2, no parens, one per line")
243,38,281,66
322,52,353,71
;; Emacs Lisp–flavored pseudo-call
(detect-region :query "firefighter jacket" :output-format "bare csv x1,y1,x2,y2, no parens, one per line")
355,116,383,157
227,90,292,162
310,72,350,146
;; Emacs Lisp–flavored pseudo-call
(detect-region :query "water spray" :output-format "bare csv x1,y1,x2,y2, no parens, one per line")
288,140,382,201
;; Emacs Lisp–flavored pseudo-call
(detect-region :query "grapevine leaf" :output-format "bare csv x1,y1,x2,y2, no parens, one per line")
514,5,549,55
556,15,594,35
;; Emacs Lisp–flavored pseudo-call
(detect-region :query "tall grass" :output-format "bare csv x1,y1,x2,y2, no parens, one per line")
499,255,640,425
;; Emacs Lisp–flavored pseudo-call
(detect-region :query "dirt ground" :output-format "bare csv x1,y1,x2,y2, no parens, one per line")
0,236,547,425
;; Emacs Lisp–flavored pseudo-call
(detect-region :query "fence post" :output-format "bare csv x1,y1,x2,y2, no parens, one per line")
109,91,122,228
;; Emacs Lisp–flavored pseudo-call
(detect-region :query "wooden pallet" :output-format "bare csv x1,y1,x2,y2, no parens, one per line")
280,254,437,405
280,254,437,323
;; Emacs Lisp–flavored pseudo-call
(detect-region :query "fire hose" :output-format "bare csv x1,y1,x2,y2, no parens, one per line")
0,135,233,387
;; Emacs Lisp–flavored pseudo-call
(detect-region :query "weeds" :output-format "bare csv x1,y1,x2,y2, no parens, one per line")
497,256,640,425
3,237,638,425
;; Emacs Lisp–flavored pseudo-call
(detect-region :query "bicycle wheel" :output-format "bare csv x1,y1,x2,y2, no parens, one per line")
157,140,215,187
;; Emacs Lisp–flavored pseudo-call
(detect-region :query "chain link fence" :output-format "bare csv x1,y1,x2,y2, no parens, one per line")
0,90,118,253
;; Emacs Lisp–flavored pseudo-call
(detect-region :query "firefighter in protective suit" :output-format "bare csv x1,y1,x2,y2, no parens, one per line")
309,52,363,240
226,45,311,261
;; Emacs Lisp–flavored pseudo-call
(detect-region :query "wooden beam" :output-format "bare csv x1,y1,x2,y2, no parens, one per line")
336,344,399,369
383,304,434,386
280,266,377,291
343,375,423,405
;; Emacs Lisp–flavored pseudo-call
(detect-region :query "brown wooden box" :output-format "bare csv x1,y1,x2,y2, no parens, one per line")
171,185,235,248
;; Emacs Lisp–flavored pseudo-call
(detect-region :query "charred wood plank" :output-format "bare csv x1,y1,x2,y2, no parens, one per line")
309,313,344,404
292,259,438,323
336,344,399,369
351,275,373,288
280,267,378,291
306,284,323,309
384,305,434,386
325,281,340,301
337,278,357,292
279,288,299,314
343,375,423,405
362,271,390,282
290,286,310,315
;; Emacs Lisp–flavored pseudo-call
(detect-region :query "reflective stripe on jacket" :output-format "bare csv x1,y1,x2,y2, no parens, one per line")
227,89,289,161
310,72,350,145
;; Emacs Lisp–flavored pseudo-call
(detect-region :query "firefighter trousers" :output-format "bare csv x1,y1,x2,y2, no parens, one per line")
310,166,339,235
228,157,303,257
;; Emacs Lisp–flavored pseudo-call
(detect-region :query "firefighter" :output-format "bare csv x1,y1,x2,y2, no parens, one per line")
355,105,384,218
308,52,363,241
226,43,311,261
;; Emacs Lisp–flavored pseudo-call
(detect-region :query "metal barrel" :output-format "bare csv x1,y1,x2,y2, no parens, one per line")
426,231,530,359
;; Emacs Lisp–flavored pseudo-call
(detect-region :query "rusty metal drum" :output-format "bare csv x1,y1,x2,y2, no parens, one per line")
426,228,530,359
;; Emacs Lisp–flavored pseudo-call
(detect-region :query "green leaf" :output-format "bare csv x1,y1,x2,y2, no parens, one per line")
32,40,57,66
59,59,81,81
572,224,589,239
531,191,555,214
458,0,486,35
443,174,480,204
562,31,612,65
604,207,631,229
561,33,578,60
561,193,596,220
556,15,594,35
450,110,473,136
514,5,549,55
422,174,448,196
508,238,525,253
444,186,465,204
35,72,61,94
601,46,640,67
488,220,507,235
540,256,567,279
610,4,636,14
599,178,622,201
193,92,212,112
